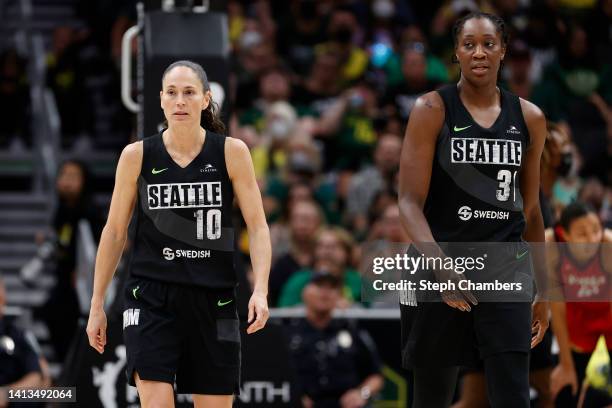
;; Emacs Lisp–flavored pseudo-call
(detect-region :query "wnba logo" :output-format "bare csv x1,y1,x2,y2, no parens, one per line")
458,206,472,221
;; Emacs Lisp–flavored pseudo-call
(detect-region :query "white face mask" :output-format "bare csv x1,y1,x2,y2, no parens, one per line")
268,120,292,139
240,30,263,50
372,0,395,19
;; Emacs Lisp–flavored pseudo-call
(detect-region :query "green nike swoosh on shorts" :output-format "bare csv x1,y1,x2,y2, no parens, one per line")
516,250,529,260
152,167,168,174
217,299,233,307
453,125,472,132
132,286,140,299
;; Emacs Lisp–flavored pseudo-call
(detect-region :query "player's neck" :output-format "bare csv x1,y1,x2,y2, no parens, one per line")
164,126,205,154
457,78,499,108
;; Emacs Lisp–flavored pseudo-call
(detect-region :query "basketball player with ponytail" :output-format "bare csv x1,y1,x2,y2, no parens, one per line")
86,60,271,408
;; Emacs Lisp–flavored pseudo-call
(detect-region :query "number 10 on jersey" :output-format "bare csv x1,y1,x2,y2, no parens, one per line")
496,170,518,202
194,209,222,240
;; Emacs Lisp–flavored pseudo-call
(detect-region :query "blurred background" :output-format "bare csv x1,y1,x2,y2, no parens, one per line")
0,0,610,407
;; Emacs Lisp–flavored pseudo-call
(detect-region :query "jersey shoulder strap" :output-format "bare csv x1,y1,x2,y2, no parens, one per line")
499,87,531,148
435,84,460,128
140,132,163,179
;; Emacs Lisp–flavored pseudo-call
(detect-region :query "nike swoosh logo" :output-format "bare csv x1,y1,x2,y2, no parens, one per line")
217,299,233,307
453,125,472,132
516,250,529,260
152,168,168,174
132,286,140,299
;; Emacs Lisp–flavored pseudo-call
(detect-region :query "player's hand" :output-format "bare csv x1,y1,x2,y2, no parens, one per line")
551,363,578,399
531,301,549,348
86,305,107,354
246,291,269,334
435,265,477,312
340,388,367,408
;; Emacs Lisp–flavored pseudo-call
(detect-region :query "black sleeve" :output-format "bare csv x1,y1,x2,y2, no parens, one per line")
354,328,382,380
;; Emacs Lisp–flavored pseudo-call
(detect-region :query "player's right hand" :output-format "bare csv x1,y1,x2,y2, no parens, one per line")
435,265,478,312
86,306,107,354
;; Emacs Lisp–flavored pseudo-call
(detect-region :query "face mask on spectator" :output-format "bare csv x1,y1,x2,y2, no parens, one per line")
372,0,395,19
268,119,292,139
557,152,574,178
331,25,353,44
240,30,263,50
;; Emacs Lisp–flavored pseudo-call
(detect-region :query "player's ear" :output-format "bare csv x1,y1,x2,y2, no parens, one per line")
202,90,211,111
160,90,163,108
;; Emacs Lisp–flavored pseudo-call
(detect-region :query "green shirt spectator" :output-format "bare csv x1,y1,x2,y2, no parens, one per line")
278,268,362,307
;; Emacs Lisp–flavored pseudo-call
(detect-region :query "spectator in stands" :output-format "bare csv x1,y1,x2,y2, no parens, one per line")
0,49,30,147
315,6,368,84
315,83,379,171
541,122,575,228
503,39,534,100
382,43,443,121
364,0,416,46
531,22,612,180
269,199,323,306
278,227,360,307
234,22,281,110
249,100,299,179
368,202,410,243
396,25,449,85
276,0,328,74
291,51,343,117
46,25,92,144
285,272,383,407
239,69,293,133
346,133,401,236
585,0,612,66
263,132,341,224
0,275,44,407
36,160,103,362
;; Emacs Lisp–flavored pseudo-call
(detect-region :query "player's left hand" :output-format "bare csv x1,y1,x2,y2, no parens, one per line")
247,291,269,334
531,300,549,348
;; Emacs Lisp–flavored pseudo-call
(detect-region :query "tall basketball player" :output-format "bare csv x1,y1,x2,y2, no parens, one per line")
398,13,549,408
85,60,271,408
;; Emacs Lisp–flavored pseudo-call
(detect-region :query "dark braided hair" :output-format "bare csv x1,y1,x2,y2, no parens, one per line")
161,60,226,134
452,11,509,48
451,12,509,65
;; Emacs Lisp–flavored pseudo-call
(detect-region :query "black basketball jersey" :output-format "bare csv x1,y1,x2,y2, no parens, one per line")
424,85,530,242
129,131,236,288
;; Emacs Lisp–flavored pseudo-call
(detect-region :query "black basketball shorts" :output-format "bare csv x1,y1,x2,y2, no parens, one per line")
122,274,241,395
400,240,535,369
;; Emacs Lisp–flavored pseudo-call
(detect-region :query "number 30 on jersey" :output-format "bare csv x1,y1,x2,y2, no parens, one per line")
194,209,222,240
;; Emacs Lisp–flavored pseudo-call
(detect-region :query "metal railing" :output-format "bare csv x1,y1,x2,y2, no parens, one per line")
18,0,60,201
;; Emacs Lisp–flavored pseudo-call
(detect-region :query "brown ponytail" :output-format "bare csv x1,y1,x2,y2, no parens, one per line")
202,99,226,134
